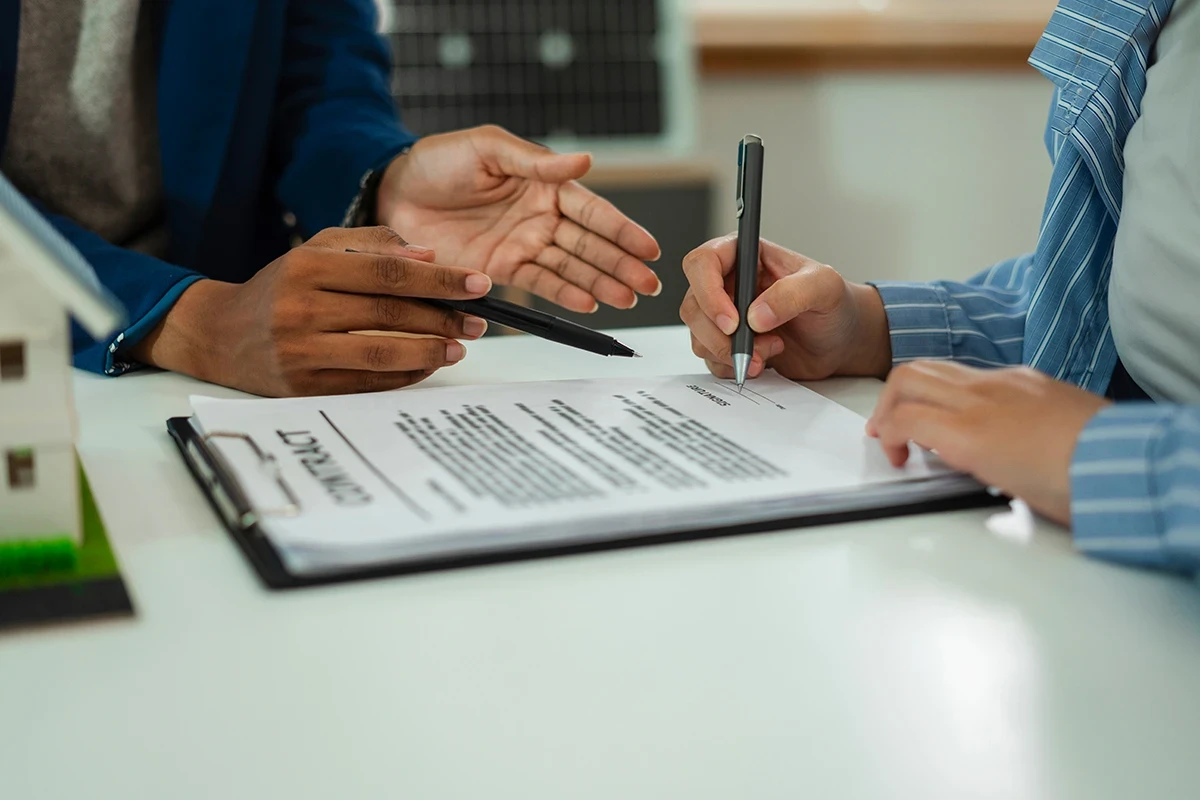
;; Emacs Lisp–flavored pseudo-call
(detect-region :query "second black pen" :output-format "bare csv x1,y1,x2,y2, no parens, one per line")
345,248,640,358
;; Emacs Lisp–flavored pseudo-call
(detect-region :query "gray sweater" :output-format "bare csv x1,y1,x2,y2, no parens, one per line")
1110,0,1200,403
1,0,166,257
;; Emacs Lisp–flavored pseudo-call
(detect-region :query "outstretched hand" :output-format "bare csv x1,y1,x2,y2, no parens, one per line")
378,125,662,314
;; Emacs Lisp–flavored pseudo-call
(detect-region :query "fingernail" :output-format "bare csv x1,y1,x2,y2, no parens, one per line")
747,302,777,332
404,243,432,254
465,274,492,294
463,317,488,338
650,277,663,297
628,295,638,309
716,314,737,336
445,342,466,362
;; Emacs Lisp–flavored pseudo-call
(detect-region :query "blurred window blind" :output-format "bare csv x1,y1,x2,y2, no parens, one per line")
383,1,693,153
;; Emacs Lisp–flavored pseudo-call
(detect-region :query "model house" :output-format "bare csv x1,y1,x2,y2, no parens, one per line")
0,173,124,543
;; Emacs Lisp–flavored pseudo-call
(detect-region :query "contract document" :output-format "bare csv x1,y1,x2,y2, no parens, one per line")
174,372,986,581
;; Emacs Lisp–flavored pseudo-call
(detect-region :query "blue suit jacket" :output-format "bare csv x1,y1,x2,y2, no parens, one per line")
0,0,417,374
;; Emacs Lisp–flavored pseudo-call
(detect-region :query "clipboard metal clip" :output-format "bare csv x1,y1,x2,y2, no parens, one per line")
203,430,302,522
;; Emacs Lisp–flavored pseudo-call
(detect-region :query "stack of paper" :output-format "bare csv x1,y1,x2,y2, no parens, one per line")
189,372,979,577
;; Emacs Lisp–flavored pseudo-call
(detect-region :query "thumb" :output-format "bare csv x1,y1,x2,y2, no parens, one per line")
358,226,438,262
479,126,592,183
746,264,845,333
330,226,437,262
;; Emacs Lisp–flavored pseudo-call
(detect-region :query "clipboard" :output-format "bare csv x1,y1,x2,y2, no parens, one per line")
167,416,1006,590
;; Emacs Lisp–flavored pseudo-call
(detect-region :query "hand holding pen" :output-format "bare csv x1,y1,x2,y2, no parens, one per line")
346,242,639,359
133,226,495,398
677,134,893,384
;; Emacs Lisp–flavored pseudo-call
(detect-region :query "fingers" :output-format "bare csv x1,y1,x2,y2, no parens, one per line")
507,261,598,313
758,239,815,281
474,125,593,183
683,291,780,373
866,361,981,468
866,361,976,436
690,333,780,374
681,236,828,335
469,126,663,269
303,249,492,299
308,225,435,259
705,359,735,380
682,235,740,335
692,335,771,381
745,259,845,333
318,294,487,340
305,369,437,396
533,246,633,310
552,220,657,304
312,333,467,373
681,291,735,362
558,181,661,263
870,403,958,468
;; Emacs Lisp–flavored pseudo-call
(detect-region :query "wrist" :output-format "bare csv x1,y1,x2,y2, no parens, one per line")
374,151,410,228
127,279,240,383
843,282,893,379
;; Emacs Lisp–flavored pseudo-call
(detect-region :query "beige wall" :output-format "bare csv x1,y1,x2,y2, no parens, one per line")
693,71,1054,284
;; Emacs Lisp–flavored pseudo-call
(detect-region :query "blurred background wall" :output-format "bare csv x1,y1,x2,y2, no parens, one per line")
697,71,1052,285
379,0,1058,327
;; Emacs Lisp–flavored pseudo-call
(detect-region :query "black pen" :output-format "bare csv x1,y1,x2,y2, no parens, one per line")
345,249,639,357
732,134,764,390
425,296,639,358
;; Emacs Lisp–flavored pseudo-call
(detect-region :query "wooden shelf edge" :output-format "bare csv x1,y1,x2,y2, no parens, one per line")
694,7,1054,73
700,44,1040,74
696,15,1050,49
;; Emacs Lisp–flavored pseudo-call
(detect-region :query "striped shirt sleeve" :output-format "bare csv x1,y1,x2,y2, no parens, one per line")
1071,404,1200,575
870,253,1034,369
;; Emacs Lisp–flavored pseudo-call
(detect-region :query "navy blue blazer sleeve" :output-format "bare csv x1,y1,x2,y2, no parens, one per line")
274,0,418,236
28,199,203,375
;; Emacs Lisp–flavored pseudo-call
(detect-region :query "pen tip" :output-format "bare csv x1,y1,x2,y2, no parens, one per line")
733,353,750,389
612,341,639,358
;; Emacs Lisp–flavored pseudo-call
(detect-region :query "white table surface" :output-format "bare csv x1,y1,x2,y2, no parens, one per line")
3,325,1198,800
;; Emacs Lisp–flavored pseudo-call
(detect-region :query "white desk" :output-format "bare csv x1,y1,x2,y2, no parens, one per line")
3,326,1199,800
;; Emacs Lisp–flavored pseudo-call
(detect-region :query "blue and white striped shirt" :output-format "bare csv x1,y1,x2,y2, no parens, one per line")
872,0,1200,575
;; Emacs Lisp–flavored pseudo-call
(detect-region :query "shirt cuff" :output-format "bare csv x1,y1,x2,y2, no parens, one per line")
341,145,413,229
870,282,954,363
104,274,205,376
1070,403,1177,568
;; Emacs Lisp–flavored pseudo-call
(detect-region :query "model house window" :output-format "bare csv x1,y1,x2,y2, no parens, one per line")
6,449,35,489
0,340,25,381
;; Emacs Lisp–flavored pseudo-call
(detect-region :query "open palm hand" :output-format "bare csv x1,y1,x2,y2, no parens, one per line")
379,125,662,313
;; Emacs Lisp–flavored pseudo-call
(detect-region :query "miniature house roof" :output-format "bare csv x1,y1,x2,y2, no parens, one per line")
0,171,125,339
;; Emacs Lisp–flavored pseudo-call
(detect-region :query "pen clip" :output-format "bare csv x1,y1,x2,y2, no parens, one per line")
736,139,746,219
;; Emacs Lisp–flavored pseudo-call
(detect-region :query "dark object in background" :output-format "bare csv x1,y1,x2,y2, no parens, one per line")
388,0,664,139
